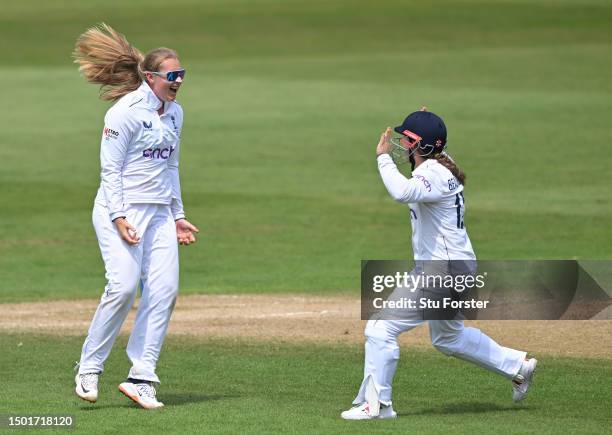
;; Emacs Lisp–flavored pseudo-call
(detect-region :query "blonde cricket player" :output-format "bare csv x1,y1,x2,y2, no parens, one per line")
72,24,199,409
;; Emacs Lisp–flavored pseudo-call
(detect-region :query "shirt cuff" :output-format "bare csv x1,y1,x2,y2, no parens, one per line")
109,211,126,221
173,212,186,221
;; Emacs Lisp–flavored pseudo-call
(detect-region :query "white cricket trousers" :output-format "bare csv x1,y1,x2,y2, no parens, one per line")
78,203,179,383
353,319,527,406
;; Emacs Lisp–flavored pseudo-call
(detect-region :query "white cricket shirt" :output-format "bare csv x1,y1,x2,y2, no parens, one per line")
377,154,475,260
94,82,185,221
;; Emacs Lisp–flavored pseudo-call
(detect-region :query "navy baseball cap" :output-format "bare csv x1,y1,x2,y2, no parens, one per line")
394,111,447,155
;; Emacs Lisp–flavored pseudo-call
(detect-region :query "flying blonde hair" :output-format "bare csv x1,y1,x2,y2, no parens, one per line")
73,23,178,101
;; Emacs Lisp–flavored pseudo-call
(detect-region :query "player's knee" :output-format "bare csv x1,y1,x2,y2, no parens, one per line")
103,279,138,304
365,320,400,359
168,280,179,298
157,272,179,296
431,335,461,356
160,285,179,309
365,320,393,341
431,327,482,356
460,327,482,354
159,278,179,303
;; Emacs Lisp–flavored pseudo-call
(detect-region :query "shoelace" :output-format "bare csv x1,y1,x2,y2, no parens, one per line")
81,373,98,389
136,383,156,399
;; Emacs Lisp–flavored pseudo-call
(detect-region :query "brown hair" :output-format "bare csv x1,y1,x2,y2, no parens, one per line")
73,23,178,101
433,153,466,185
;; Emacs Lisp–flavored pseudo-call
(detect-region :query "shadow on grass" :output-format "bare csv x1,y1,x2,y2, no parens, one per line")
162,393,236,406
399,401,535,416
78,393,236,410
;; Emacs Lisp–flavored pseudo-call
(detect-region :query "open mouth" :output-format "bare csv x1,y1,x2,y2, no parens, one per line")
169,85,180,95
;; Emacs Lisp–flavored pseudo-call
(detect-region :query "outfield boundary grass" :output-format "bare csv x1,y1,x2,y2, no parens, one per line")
1,333,611,434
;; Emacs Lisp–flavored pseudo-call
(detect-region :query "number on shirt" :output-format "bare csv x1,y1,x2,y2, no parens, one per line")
455,192,465,229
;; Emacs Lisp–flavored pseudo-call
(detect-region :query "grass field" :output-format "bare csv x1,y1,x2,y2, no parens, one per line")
1,0,611,301
1,334,611,434
0,0,611,433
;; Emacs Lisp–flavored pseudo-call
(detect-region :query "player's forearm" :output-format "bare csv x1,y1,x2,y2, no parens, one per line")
100,168,125,220
171,199,185,221
169,166,185,220
377,154,422,203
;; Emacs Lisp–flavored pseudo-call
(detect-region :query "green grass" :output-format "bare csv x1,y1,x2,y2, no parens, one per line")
1,3,610,432
1,334,611,434
1,0,611,301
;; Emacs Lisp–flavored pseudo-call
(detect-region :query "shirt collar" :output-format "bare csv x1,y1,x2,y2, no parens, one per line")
137,81,173,113
413,158,436,174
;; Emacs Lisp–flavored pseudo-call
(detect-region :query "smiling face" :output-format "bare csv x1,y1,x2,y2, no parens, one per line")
145,57,183,103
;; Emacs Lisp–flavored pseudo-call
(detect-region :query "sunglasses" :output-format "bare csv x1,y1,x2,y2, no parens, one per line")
149,69,186,82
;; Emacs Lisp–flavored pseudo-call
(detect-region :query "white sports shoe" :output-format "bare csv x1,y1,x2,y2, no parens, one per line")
118,381,164,409
75,373,99,403
341,402,397,420
512,358,538,402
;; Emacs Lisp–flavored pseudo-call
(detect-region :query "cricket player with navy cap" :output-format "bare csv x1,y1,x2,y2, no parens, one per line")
341,108,537,420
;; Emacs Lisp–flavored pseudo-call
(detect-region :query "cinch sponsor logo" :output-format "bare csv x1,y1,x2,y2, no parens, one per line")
103,127,119,138
142,147,175,159
142,120,153,130
413,174,431,192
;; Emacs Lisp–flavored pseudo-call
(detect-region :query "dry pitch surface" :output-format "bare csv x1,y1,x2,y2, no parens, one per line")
1,294,610,359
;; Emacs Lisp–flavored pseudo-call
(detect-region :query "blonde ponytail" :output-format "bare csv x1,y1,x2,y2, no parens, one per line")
73,23,144,101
